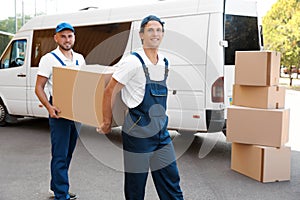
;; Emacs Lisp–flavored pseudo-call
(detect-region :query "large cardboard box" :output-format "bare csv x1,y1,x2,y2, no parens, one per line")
53,65,126,127
232,85,285,109
231,143,291,183
227,106,289,147
235,51,281,86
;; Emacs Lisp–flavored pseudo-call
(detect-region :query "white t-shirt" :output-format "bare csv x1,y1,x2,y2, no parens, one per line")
37,47,86,96
113,50,168,108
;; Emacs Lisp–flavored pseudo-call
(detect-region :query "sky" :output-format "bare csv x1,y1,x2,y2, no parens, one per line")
0,0,277,21
0,0,158,20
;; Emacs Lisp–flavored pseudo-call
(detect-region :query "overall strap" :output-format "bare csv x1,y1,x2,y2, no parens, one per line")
163,57,169,80
131,52,149,78
51,52,66,66
131,52,169,80
50,52,79,66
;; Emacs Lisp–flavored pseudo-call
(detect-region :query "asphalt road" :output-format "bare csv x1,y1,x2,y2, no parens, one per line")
0,88,299,200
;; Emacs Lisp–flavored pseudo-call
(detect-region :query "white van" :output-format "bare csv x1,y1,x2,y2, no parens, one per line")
0,0,262,133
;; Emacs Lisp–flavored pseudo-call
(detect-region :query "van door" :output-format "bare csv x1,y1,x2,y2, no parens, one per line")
224,0,261,109
0,39,28,116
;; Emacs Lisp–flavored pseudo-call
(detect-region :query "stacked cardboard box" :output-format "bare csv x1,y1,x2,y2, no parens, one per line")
227,51,291,183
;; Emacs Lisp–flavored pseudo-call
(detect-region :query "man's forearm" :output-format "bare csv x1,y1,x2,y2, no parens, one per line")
35,86,51,111
102,86,113,126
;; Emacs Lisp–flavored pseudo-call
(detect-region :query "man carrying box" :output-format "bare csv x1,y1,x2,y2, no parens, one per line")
97,15,184,200
35,22,85,200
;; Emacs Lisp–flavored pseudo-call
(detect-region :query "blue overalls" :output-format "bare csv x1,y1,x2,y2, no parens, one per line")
122,52,184,200
49,52,80,200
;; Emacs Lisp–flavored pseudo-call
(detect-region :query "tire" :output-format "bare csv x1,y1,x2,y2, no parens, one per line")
222,129,226,136
0,102,7,126
222,119,227,136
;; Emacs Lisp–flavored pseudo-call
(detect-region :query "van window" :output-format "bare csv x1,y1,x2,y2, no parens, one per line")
31,22,131,67
224,15,260,65
0,39,27,69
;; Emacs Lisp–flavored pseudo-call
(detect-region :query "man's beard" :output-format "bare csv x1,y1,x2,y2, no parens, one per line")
59,43,74,51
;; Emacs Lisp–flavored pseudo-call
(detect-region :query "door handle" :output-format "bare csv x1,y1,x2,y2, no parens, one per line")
17,73,26,77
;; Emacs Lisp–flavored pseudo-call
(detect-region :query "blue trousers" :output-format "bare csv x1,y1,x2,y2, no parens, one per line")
49,117,80,200
122,131,184,200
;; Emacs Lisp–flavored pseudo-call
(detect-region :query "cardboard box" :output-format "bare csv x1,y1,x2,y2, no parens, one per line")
235,51,281,86
227,106,289,147
232,85,285,109
231,143,291,183
53,65,127,127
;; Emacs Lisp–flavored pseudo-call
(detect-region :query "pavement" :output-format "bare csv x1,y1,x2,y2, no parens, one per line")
0,119,299,200
0,76,299,200
279,76,300,88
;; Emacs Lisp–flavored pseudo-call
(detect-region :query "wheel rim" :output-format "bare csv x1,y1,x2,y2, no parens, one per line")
0,104,5,122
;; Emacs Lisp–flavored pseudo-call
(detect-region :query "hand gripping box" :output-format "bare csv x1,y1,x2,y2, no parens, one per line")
53,65,127,127
235,51,281,86
231,143,291,183
232,85,286,109
226,106,290,148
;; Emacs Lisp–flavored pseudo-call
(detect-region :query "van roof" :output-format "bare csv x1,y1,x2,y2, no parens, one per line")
19,0,223,32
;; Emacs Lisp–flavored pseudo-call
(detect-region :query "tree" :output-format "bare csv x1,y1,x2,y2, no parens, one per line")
0,15,32,55
0,34,13,55
263,0,300,86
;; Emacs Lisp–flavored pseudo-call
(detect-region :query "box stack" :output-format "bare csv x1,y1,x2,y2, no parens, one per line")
227,51,291,183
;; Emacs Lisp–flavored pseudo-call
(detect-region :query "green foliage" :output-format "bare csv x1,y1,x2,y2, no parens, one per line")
0,35,12,56
0,15,32,34
0,15,31,55
263,0,300,68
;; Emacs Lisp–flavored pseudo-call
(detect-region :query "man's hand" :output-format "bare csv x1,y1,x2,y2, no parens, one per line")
96,122,111,134
97,78,123,135
48,105,61,119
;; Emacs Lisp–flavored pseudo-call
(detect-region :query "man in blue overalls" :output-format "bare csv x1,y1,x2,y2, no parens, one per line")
35,22,85,200
99,15,184,200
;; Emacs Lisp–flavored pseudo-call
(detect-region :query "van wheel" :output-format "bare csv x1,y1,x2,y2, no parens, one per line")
0,102,7,126
222,119,227,136
222,129,226,136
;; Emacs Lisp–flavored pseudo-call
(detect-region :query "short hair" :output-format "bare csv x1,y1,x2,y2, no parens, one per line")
139,15,165,33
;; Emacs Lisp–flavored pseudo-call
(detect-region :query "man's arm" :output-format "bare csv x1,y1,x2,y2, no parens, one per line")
98,78,124,134
35,75,60,118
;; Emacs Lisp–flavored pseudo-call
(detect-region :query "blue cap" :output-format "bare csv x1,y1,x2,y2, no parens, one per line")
140,15,164,28
55,22,75,33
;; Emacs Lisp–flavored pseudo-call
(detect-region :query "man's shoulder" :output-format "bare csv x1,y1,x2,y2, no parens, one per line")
42,48,59,57
113,54,141,74
72,51,85,62
40,51,55,62
157,52,169,66
73,51,84,57
121,53,142,64
157,52,167,59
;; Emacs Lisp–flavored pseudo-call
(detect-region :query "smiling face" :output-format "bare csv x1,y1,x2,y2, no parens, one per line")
139,20,164,49
54,29,75,51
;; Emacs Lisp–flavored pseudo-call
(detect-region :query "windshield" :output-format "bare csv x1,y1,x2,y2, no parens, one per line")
224,14,260,65
0,39,27,69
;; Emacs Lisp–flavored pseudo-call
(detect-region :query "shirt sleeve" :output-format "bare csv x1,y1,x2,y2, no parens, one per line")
112,55,139,85
37,54,52,78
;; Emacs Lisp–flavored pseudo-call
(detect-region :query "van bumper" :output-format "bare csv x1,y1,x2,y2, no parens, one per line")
206,109,225,133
